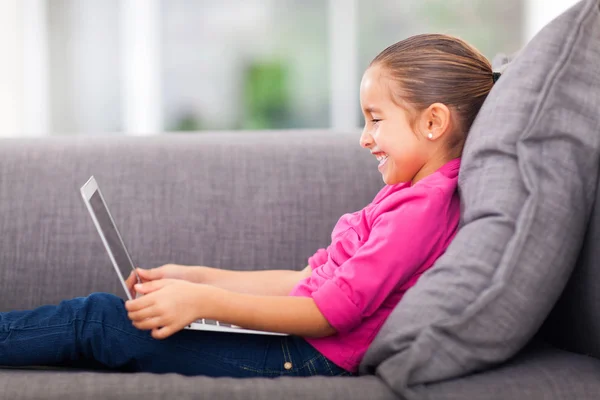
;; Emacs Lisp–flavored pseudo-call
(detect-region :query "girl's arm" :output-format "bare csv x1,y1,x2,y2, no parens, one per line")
189,265,312,296
202,285,337,338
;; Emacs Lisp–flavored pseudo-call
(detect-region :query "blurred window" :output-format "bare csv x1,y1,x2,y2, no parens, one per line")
161,0,329,132
8,0,573,137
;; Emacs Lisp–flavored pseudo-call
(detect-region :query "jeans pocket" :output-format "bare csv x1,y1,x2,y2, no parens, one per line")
281,336,355,377
237,336,304,377
318,354,354,376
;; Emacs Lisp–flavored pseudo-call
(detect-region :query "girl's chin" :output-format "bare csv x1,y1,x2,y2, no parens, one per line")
382,170,409,185
381,172,396,185
380,160,410,185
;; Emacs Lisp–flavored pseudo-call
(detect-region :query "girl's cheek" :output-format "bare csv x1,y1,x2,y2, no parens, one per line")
372,127,381,140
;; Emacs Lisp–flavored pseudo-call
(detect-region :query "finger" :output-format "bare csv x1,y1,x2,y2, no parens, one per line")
125,272,137,298
134,279,174,294
137,267,162,281
125,294,154,312
128,306,158,322
133,316,164,331
136,268,151,279
152,325,177,340
134,282,156,294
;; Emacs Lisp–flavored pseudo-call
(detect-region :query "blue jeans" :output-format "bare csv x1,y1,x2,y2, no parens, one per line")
0,292,353,377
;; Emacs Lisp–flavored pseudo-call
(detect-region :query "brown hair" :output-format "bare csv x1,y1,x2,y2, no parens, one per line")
370,34,494,155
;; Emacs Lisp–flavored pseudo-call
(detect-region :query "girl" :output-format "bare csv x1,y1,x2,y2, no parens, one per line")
0,34,497,377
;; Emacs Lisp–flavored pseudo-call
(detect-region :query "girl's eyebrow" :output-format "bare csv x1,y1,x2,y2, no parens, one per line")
364,106,382,114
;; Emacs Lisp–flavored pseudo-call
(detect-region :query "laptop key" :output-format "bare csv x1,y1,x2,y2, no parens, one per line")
203,319,218,325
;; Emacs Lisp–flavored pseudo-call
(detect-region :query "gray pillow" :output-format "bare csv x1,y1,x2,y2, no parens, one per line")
359,0,600,398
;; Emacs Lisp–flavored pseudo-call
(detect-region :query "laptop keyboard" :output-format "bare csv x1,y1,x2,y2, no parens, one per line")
194,318,238,328
186,319,287,336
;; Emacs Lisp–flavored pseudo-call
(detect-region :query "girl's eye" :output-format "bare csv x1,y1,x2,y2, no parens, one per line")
371,119,381,125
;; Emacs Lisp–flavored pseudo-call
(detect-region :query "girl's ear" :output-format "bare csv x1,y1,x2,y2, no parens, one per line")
420,103,452,141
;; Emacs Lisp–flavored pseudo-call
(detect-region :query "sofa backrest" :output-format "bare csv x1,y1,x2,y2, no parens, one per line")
0,131,382,310
540,161,600,356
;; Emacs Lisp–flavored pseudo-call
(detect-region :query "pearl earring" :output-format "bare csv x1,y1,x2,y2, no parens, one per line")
427,133,433,139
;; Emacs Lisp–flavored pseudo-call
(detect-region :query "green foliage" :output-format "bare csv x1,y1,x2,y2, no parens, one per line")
242,60,291,129
173,112,202,132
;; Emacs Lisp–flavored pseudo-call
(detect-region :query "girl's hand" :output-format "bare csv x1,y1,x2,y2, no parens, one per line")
125,269,142,299
125,264,191,299
135,264,191,282
125,279,209,340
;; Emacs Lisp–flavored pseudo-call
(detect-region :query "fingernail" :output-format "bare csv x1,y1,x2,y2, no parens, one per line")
135,284,141,289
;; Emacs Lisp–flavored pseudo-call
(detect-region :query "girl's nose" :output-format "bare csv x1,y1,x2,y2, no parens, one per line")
359,129,373,149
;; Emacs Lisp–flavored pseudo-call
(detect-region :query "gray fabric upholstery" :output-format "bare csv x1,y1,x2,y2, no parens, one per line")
360,0,600,398
0,370,397,400
1,128,600,398
413,341,600,400
0,131,382,311
541,140,600,356
1,343,599,400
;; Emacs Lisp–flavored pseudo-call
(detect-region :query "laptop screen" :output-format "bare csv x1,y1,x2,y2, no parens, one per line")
89,190,137,283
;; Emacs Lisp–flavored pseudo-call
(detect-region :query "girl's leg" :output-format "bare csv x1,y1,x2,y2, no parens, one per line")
0,292,351,377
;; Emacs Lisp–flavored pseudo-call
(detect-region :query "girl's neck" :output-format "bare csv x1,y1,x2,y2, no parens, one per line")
411,155,457,185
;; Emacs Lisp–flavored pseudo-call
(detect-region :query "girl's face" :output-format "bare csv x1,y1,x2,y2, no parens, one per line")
359,65,432,185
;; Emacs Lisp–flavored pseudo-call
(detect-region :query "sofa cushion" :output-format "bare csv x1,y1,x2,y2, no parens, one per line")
0,369,396,400
359,0,600,397
414,341,600,400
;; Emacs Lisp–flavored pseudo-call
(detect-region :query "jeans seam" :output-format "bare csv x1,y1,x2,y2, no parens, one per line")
280,340,289,364
308,358,317,376
238,364,287,374
7,322,73,332
301,354,321,374
238,364,280,376
282,339,293,364
322,355,334,376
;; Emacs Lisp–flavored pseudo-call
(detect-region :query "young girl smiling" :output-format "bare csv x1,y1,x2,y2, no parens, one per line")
0,34,497,377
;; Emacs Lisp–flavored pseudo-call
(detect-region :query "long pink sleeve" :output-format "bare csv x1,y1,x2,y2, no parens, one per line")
299,187,445,334
307,248,328,270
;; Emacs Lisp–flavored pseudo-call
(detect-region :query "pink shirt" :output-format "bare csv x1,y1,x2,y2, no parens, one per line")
289,158,461,373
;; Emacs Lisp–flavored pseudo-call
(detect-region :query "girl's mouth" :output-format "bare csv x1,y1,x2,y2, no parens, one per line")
376,154,389,171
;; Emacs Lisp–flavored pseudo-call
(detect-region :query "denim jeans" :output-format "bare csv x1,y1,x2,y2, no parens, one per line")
0,292,353,377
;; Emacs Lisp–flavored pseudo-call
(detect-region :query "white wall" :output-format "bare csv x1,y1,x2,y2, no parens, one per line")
48,0,121,135
329,0,358,130
120,0,162,135
0,0,23,137
525,0,581,43
23,0,50,137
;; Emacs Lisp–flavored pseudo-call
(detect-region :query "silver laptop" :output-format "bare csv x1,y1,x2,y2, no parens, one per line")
80,176,286,336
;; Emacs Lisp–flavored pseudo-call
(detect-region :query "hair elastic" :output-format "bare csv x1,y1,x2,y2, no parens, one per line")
492,72,502,83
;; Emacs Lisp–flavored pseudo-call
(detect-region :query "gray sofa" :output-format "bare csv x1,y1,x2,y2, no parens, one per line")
0,130,599,400
3,1,600,398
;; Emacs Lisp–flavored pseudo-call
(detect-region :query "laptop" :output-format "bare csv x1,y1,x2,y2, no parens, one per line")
80,175,287,336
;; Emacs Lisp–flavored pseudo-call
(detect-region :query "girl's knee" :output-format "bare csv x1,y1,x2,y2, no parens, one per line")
84,292,125,314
